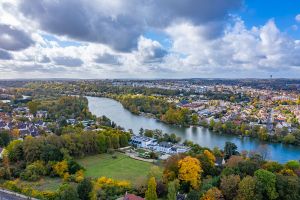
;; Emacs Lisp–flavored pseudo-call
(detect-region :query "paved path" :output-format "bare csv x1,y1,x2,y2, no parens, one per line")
0,189,37,200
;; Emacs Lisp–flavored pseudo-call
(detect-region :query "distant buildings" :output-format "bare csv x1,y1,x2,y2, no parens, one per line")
130,135,190,154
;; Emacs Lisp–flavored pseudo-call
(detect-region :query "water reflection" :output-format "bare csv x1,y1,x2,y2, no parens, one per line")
87,96,300,163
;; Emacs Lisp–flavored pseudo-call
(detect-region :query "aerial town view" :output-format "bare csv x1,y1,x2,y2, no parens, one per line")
1,0,300,200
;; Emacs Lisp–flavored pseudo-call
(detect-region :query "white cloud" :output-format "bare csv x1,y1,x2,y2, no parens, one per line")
0,1,300,78
162,18,300,76
296,14,300,23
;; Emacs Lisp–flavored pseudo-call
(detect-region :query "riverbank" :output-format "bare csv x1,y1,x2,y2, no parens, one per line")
87,96,300,163
107,95,299,147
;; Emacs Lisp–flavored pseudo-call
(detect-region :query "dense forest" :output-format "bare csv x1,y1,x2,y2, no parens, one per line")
23,81,183,97
28,96,95,121
116,94,193,126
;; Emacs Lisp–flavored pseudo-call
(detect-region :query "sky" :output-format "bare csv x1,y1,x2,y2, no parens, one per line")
0,0,300,79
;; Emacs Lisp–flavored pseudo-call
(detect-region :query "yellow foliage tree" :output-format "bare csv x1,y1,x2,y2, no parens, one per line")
53,160,68,177
63,172,70,181
178,156,202,189
203,150,216,167
91,177,131,200
75,169,85,183
11,129,20,139
279,169,297,176
201,187,224,200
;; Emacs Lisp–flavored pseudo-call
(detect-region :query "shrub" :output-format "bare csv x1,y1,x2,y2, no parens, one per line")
20,161,46,181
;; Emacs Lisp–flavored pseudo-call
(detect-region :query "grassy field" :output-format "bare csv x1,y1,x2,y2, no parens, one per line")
77,152,160,182
18,177,63,191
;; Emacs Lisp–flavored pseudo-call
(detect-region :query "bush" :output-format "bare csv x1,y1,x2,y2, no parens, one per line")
68,159,83,174
20,161,46,181
285,160,300,170
77,178,93,200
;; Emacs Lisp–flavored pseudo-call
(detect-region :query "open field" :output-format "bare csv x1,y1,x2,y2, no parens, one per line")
77,152,160,182
17,177,63,191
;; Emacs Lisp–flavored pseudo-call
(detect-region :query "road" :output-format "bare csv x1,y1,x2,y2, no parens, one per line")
0,190,35,200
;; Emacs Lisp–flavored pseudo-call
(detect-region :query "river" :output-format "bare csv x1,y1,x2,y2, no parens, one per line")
87,96,300,163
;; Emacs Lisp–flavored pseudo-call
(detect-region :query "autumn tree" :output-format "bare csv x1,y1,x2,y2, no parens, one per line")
53,160,68,177
145,177,157,200
178,156,202,190
203,150,216,167
10,129,20,139
201,187,224,200
225,155,244,168
220,175,240,200
199,150,217,176
163,154,185,182
2,154,11,179
262,161,283,173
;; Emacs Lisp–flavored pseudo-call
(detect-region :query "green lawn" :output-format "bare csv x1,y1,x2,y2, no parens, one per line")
77,152,159,182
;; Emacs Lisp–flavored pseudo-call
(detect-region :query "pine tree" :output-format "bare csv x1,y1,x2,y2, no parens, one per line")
145,177,157,200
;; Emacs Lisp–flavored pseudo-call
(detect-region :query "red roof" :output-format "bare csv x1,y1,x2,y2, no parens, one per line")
124,194,144,200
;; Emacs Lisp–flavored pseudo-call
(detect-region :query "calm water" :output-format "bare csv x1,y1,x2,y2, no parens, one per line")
87,96,300,163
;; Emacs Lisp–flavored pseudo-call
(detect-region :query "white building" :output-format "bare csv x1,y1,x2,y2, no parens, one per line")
130,135,157,148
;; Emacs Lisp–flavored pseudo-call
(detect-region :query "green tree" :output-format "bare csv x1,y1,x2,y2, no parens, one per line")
224,142,238,159
209,119,215,130
283,134,296,144
276,174,300,200
111,135,120,149
57,184,80,200
6,140,23,162
285,160,300,170
186,190,200,200
258,127,268,141
191,114,199,125
96,133,107,153
167,180,178,200
119,134,128,147
254,169,278,200
77,178,93,200
236,176,257,200
27,101,39,115
145,177,157,200
40,144,63,162
0,130,10,146
262,161,283,173
23,136,44,163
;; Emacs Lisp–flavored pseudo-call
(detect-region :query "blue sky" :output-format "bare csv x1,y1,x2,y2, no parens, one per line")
240,0,300,38
0,0,300,79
